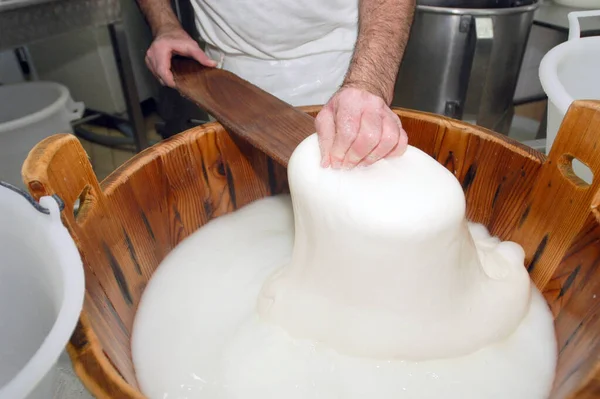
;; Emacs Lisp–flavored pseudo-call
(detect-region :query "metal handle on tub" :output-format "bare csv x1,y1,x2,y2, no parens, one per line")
568,10,600,41
0,181,64,215
462,15,494,126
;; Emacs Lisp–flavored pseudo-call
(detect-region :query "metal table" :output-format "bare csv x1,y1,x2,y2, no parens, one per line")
0,0,149,152
534,0,600,35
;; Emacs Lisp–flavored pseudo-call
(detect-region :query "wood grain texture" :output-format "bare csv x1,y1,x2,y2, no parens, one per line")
545,209,600,399
22,123,289,398
21,103,600,398
171,57,315,167
509,101,600,289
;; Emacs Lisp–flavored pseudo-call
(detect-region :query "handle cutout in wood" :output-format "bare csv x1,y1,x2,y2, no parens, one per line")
558,155,594,187
73,184,96,223
22,133,104,228
510,100,600,289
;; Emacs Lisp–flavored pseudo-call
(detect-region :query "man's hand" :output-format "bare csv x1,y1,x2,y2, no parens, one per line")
145,28,217,88
316,87,408,169
316,0,415,169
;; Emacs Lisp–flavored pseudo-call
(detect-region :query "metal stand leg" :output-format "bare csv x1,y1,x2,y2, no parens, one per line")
536,105,547,140
108,22,148,152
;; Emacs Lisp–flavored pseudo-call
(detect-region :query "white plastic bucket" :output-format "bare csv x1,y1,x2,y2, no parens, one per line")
0,182,85,399
0,82,84,189
539,10,600,183
553,0,600,8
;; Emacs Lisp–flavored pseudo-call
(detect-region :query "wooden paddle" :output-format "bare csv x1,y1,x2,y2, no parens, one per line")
171,56,316,167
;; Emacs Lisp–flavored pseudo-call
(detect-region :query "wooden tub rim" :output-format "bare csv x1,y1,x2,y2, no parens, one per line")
24,104,599,399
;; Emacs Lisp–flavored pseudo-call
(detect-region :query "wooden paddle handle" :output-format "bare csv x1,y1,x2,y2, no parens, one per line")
171,57,316,167
510,100,600,288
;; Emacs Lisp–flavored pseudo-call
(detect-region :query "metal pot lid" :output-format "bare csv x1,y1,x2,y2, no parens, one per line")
417,0,537,9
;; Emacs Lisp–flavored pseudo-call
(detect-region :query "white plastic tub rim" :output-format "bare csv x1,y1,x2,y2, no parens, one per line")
553,0,600,9
0,181,85,399
0,81,84,134
539,9,600,119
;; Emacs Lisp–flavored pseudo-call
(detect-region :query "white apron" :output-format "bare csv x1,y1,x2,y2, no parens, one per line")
190,0,359,107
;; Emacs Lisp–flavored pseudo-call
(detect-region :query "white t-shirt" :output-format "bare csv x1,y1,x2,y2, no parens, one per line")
190,0,359,106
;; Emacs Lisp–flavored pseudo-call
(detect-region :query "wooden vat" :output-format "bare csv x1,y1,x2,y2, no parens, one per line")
21,103,600,398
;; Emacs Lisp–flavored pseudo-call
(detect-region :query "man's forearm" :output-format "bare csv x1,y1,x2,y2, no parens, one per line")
137,0,182,36
343,0,416,105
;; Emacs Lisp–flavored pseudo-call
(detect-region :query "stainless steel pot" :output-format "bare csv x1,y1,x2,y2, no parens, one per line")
393,0,538,134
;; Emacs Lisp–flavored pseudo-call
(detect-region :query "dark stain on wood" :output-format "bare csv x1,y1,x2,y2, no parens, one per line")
225,164,237,209
200,157,209,182
203,198,213,219
558,265,581,299
528,234,549,273
559,321,584,355
69,320,89,350
103,349,127,382
104,298,129,337
519,205,531,228
123,229,142,275
102,241,133,306
492,183,502,209
559,357,586,389
172,204,182,226
267,158,278,195
140,211,155,242
170,202,185,246
462,164,477,192
216,158,226,177
443,151,455,172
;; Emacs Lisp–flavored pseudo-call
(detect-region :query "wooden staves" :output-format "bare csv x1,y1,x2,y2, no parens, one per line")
21,102,600,398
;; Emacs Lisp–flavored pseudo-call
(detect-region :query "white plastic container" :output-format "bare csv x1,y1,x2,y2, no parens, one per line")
539,10,600,183
0,181,85,399
0,82,84,189
553,0,600,9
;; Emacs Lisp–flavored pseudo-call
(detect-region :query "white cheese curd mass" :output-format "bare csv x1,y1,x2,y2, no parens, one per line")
132,134,557,399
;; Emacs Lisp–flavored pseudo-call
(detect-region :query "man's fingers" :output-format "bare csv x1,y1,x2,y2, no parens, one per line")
146,43,176,87
154,47,176,87
343,110,382,168
359,112,400,167
188,45,218,67
317,88,409,170
388,131,408,158
145,53,165,86
147,38,216,88
386,115,408,158
329,102,361,169
315,107,336,167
